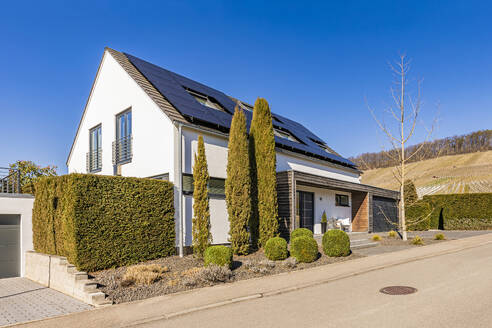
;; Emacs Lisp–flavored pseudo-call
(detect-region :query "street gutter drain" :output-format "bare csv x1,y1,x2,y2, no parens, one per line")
379,286,417,295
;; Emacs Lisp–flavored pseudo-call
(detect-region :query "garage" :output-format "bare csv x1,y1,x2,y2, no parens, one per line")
0,194,34,278
372,196,399,232
0,214,20,278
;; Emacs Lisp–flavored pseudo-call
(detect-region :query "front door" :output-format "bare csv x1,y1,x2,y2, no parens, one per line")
296,191,314,232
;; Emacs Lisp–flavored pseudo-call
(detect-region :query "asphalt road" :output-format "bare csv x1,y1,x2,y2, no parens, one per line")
137,241,492,328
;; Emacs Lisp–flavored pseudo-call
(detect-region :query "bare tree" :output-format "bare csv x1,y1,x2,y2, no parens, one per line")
367,55,437,241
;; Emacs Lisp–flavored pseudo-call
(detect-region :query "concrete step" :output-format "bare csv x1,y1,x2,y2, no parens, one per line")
57,258,68,266
95,300,113,307
74,272,89,281
76,279,99,293
66,264,77,274
89,292,112,307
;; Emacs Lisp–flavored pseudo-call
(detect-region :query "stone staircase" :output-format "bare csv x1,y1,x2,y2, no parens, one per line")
25,251,112,307
349,237,378,250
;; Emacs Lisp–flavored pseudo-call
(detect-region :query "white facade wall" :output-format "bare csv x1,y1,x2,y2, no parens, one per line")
0,195,34,277
181,127,230,245
277,152,360,183
67,51,174,179
67,50,361,246
179,126,360,244
296,186,352,235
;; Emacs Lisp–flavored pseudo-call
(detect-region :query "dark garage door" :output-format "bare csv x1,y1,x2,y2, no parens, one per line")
373,196,398,232
0,215,20,278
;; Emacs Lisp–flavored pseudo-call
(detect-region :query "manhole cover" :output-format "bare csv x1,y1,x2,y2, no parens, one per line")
379,286,417,295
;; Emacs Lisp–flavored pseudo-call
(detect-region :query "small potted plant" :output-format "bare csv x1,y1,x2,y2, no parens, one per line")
321,211,328,234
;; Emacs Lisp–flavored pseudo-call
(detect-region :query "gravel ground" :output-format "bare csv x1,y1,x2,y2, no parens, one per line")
91,231,491,304
91,245,363,304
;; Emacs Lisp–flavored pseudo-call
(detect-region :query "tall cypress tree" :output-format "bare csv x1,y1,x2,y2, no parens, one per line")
249,98,279,247
226,107,251,255
192,135,212,256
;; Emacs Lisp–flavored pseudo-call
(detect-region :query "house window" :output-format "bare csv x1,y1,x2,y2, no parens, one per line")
113,109,132,165
182,173,225,197
186,89,226,113
273,126,300,143
335,194,349,207
87,125,102,172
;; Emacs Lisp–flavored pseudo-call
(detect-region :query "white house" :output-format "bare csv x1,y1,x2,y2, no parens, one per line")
67,48,399,254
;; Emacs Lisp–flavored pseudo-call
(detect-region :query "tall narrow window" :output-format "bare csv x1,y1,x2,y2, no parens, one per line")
87,125,102,172
113,110,132,164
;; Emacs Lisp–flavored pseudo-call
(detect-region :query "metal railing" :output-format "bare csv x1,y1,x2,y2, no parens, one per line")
0,167,21,194
112,135,132,165
86,148,102,172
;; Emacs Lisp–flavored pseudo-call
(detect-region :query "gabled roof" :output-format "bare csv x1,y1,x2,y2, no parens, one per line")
99,48,356,169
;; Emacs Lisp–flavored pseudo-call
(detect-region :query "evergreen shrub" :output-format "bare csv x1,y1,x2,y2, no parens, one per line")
322,230,351,257
423,193,492,230
192,135,212,257
32,174,175,271
225,108,251,255
204,245,233,268
250,98,279,247
291,227,313,240
264,237,288,261
290,236,318,263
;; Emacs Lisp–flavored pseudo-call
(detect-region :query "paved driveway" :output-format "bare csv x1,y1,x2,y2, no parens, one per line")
0,278,91,327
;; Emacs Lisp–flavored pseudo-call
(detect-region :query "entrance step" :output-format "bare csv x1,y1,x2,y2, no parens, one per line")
350,238,378,250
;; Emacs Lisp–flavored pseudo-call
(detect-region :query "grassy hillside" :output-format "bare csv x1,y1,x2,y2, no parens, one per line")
361,150,492,197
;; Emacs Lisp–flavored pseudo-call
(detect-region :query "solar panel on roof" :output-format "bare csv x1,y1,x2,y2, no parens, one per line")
124,52,356,169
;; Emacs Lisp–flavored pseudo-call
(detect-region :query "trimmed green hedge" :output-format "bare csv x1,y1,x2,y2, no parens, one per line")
406,201,431,231
33,174,175,271
322,230,350,257
264,237,288,261
204,245,233,268
423,193,492,230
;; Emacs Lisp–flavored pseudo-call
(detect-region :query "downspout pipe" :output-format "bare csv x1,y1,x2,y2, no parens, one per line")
177,123,184,257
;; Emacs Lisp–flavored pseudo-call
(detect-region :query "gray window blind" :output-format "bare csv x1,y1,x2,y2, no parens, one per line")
182,174,225,197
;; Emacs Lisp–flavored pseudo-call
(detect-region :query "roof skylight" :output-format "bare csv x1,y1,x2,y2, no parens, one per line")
237,101,253,112
310,138,335,154
273,126,300,143
186,89,226,113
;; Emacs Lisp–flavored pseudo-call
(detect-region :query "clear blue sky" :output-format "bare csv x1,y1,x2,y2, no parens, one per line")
1,1,491,173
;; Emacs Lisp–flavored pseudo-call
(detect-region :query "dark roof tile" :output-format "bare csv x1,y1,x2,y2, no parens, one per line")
121,50,356,169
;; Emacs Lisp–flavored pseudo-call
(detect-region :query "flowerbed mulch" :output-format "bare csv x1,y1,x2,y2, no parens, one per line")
91,245,364,304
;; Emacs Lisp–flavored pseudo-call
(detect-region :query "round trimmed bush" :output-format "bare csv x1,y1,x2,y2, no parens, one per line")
264,237,288,261
290,236,319,263
322,230,350,257
290,228,313,240
204,246,233,268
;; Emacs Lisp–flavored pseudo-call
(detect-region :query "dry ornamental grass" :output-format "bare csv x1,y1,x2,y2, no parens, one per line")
371,234,382,241
122,264,169,286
